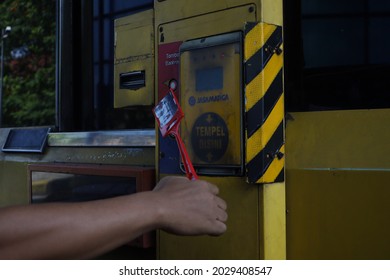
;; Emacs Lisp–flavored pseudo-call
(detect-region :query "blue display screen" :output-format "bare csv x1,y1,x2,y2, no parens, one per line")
196,67,223,91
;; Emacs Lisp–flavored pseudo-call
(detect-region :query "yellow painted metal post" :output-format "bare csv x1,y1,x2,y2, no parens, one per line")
258,0,286,260
261,182,286,259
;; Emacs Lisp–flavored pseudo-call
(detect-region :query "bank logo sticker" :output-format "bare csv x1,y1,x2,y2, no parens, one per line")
188,96,196,106
188,94,230,107
197,94,229,104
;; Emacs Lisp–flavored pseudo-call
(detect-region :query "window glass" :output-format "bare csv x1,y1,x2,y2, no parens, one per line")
302,0,365,15
92,0,154,130
369,18,390,64
302,18,365,68
369,0,390,13
285,0,390,111
113,0,153,13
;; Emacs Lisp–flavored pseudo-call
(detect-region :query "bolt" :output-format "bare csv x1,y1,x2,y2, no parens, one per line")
274,47,283,55
276,151,284,160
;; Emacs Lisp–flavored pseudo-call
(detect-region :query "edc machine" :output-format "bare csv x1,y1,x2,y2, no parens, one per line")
156,1,285,186
179,32,244,176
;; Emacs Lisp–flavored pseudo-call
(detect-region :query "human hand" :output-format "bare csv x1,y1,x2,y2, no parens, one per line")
153,176,227,236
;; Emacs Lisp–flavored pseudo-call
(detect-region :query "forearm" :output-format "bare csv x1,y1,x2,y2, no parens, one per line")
0,176,227,259
0,192,159,259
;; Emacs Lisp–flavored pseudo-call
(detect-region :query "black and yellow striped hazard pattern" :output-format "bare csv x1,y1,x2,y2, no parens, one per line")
244,22,285,184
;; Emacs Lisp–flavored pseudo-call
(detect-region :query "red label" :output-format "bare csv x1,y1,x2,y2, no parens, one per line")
158,41,182,101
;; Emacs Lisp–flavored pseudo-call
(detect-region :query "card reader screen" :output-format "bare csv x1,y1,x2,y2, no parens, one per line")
196,67,223,92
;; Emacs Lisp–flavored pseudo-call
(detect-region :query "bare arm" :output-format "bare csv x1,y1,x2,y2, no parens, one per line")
0,176,227,259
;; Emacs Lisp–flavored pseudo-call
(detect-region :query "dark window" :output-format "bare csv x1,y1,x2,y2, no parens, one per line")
92,0,154,130
284,0,390,111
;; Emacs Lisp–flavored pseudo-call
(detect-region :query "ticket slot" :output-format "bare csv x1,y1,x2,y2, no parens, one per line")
119,70,146,90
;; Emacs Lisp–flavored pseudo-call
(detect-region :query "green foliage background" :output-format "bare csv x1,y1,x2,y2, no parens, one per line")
1,0,56,127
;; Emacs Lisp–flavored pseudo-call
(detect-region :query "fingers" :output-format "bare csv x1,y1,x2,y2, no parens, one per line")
207,200,228,236
155,176,228,236
187,179,228,236
207,182,219,195
216,207,228,223
186,178,218,192
212,193,228,236
209,221,227,236
215,196,227,211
